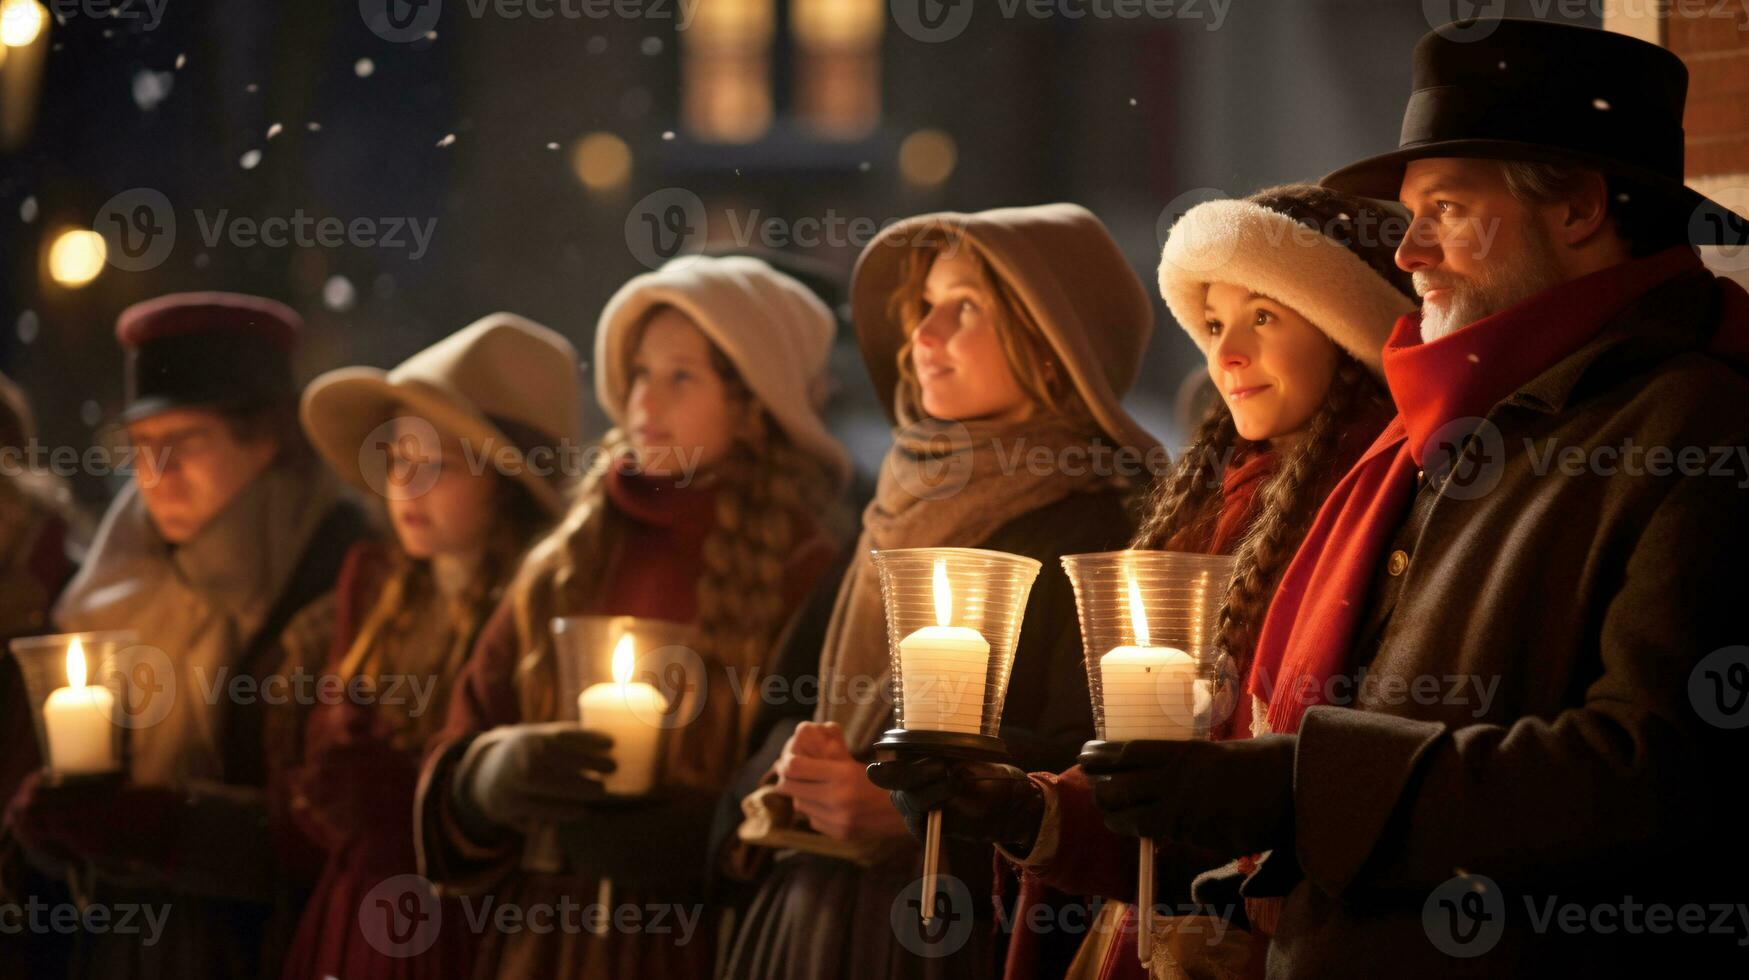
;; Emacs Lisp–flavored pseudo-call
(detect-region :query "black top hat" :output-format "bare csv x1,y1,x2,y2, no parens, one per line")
1322,18,1747,247
115,292,302,424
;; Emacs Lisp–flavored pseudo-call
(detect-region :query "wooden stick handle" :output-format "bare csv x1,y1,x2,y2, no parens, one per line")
1138,838,1155,966
921,809,944,924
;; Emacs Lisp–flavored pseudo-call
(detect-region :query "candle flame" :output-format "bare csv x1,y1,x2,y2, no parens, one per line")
932,558,952,628
611,634,634,685
1127,571,1151,648
66,637,87,689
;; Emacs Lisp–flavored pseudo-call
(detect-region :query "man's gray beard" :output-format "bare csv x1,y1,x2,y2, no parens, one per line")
1417,225,1565,342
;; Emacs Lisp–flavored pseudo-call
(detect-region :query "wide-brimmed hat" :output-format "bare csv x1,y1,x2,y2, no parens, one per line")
594,255,852,490
302,313,581,514
850,203,1161,455
1322,18,1745,246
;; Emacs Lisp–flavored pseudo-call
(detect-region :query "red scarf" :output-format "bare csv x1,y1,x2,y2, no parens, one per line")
1247,246,1746,734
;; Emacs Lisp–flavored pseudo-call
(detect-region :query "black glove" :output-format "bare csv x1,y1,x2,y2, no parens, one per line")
450,722,617,839
1078,735,1297,859
866,756,1045,854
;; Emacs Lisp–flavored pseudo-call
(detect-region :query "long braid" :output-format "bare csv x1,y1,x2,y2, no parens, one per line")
1130,403,1244,552
1214,357,1389,673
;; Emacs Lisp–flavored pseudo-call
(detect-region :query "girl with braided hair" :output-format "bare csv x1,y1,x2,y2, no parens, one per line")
413,257,850,979
871,184,1417,980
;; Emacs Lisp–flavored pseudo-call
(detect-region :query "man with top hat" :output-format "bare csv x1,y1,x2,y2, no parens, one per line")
1078,18,1749,975
3,292,369,979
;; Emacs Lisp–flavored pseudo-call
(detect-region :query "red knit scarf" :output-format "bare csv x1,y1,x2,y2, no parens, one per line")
1247,246,1747,734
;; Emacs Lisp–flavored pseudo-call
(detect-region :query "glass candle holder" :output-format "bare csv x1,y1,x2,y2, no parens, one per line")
870,546,1041,925
1061,549,1237,966
8,631,142,781
871,547,1042,756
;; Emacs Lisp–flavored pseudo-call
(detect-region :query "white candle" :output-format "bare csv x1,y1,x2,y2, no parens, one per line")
43,638,120,775
897,559,991,735
1099,572,1208,741
577,634,667,796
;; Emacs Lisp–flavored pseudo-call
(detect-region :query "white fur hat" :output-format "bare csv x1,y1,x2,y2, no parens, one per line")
1158,198,1416,376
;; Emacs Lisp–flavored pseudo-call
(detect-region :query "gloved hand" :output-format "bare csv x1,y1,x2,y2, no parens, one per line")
865,756,1045,854
450,722,617,839
1078,735,1297,859
4,770,183,872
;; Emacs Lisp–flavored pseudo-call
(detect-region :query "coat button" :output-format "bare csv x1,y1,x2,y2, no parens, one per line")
1387,550,1409,576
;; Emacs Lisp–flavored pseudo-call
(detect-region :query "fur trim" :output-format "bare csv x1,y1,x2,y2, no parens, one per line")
1158,199,1415,376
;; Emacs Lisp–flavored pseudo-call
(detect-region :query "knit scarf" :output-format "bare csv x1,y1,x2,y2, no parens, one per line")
1247,246,1749,734
815,402,1123,751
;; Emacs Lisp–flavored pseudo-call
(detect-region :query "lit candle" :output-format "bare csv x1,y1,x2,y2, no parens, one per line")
1099,571,1208,741
42,638,120,775
897,559,991,734
577,634,668,796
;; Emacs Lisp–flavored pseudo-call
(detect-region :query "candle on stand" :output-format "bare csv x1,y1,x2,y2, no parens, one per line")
1099,573,1208,740
897,559,991,735
42,637,120,775
577,634,667,796
1099,569,1211,968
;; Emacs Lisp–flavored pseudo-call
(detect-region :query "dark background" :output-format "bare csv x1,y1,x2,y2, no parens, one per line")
0,0,1597,511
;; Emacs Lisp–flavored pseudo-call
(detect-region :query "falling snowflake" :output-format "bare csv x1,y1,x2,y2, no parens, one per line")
19,196,37,223
193,253,211,269
322,275,357,312
640,36,662,56
307,122,322,132
80,401,102,427
1592,97,1611,111
175,53,186,69
1466,354,1480,363
246,83,259,94
425,30,438,41
661,130,675,141
546,142,559,150
266,122,283,140
132,70,173,111
240,149,263,170
16,310,39,345
355,58,375,78
436,133,456,148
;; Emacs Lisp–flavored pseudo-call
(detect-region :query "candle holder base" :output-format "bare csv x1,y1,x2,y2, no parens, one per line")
872,728,1007,762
